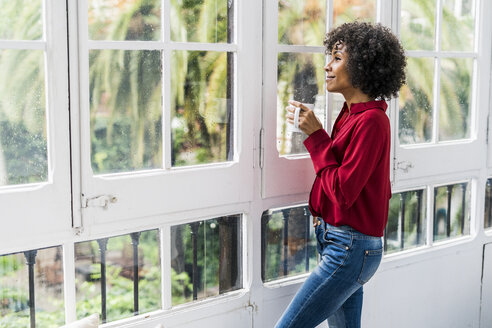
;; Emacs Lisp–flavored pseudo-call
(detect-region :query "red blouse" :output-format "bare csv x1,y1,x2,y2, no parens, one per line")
304,100,391,237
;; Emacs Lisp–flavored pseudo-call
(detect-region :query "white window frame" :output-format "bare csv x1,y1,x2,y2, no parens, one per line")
69,0,259,233
0,0,71,253
393,0,489,182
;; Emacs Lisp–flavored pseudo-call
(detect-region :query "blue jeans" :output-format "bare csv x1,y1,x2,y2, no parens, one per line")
275,221,383,328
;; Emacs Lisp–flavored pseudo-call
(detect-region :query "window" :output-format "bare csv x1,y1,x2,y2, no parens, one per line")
395,0,484,181
0,0,71,249
485,179,492,230
1,0,491,326
433,182,470,241
1,0,258,326
385,189,427,254
76,0,255,228
262,0,378,198
0,246,65,327
74,230,160,323
171,215,242,305
261,205,316,282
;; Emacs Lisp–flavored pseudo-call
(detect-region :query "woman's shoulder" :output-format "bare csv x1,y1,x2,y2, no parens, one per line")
357,107,389,125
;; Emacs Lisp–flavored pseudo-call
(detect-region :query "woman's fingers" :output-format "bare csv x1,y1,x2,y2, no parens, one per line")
288,100,310,112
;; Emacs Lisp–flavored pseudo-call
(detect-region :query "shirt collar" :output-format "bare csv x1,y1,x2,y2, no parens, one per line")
343,100,388,114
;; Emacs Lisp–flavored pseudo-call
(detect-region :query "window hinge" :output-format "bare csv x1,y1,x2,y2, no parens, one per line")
259,128,265,169
81,194,118,209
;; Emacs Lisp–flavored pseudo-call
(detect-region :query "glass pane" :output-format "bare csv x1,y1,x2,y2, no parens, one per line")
88,0,160,41
0,50,47,186
277,52,325,155
400,0,436,51
171,0,232,43
0,247,65,327
90,50,162,174
75,230,161,323
329,93,345,133
439,58,473,141
333,0,376,26
385,190,426,254
485,179,492,230
171,215,242,306
171,51,233,167
0,0,43,40
399,57,434,144
434,183,470,242
441,0,475,51
278,0,326,46
261,205,317,282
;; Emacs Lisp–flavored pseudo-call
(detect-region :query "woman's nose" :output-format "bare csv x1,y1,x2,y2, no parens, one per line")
324,64,331,72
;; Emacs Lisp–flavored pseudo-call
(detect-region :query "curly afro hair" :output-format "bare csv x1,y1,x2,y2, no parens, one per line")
324,21,406,100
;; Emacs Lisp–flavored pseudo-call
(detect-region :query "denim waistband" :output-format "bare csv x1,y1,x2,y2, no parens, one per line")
319,220,381,240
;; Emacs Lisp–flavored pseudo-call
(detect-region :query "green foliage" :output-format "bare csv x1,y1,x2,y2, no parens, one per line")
0,121,47,184
171,268,192,305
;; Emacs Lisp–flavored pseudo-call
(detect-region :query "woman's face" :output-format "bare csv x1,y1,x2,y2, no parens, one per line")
324,42,352,95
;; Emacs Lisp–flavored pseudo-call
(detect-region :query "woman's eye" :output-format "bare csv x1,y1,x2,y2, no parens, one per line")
335,57,341,61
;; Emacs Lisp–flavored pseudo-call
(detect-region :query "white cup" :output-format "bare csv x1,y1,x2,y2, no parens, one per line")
288,103,314,133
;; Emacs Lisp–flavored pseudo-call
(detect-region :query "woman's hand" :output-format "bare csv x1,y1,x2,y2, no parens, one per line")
286,100,323,136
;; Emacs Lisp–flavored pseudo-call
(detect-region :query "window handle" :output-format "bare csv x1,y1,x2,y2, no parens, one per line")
82,194,118,209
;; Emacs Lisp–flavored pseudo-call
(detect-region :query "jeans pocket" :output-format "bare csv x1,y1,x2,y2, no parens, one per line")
357,248,383,285
323,230,353,251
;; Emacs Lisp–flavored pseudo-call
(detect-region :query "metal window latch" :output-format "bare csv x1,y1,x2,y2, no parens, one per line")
396,161,414,173
81,194,118,209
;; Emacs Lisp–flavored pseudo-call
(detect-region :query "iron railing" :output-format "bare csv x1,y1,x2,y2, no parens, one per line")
433,183,467,240
261,206,314,282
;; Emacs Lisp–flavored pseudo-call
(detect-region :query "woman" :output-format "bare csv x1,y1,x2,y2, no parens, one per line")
275,22,406,328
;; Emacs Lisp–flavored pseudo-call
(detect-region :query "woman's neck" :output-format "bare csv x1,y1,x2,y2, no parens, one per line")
342,88,373,111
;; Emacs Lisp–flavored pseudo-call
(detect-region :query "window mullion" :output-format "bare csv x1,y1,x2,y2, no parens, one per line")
433,0,444,143
163,0,171,170
63,242,77,323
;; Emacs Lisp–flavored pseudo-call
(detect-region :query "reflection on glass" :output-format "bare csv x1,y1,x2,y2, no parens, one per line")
278,0,326,46
0,50,47,186
171,51,233,167
88,0,160,41
400,0,436,51
90,50,162,174
399,57,434,144
0,0,42,40
171,0,232,43
439,58,473,141
333,0,376,26
75,230,161,323
171,215,242,305
434,183,470,242
485,179,492,230
0,247,65,327
277,52,325,155
441,0,475,51
261,205,317,282
385,190,427,254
